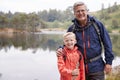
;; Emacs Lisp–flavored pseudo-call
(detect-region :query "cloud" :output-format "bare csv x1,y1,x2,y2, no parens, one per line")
0,0,120,13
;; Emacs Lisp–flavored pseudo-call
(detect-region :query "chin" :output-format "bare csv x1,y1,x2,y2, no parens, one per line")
78,18,85,21
68,47,74,50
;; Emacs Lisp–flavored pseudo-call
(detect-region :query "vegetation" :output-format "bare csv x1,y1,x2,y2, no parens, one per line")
91,2,120,33
106,65,120,80
0,2,120,33
110,34,120,57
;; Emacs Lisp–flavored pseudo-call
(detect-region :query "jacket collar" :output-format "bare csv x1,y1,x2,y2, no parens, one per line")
72,15,94,30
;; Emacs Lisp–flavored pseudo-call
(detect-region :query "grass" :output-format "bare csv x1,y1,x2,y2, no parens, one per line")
106,65,120,80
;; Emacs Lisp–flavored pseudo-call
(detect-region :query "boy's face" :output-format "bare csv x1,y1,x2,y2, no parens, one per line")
63,35,76,50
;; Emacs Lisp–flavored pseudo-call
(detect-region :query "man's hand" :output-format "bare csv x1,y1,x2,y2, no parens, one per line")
56,48,64,57
104,64,112,74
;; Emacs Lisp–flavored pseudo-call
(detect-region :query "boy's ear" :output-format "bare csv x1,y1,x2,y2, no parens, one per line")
75,40,77,44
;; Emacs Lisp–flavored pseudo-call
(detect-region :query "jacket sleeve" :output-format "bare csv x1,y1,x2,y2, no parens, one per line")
57,56,72,77
79,54,85,80
97,21,114,65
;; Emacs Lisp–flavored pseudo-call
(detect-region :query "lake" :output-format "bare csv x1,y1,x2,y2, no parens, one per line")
0,31,120,80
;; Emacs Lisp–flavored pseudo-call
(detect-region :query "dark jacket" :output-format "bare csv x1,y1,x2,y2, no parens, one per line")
67,15,114,73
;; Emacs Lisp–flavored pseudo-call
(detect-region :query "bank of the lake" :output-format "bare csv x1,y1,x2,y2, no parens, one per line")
0,28,120,34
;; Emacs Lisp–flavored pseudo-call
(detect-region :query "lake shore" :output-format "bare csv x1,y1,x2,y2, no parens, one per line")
0,28,119,34
0,28,67,34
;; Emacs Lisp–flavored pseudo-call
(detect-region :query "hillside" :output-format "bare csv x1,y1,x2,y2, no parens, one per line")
0,3,120,33
91,4,120,33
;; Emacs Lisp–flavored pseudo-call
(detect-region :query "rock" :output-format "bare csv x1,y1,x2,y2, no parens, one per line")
112,65,120,76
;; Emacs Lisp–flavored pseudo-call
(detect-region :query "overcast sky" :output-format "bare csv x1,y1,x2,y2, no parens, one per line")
0,0,120,13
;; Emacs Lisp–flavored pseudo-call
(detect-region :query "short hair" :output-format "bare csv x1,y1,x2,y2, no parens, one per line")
63,32,76,39
73,1,88,11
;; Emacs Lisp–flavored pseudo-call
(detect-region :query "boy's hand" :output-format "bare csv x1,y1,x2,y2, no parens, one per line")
72,69,79,80
72,69,79,76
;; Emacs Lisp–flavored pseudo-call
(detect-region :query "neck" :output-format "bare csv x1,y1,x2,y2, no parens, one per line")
79,20,87,27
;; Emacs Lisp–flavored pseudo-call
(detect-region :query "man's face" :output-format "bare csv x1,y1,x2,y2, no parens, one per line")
74,5,88,22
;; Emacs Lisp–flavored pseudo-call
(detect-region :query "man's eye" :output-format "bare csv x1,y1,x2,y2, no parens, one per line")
76,10,86,13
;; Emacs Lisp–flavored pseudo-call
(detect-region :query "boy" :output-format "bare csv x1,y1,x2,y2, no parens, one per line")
57,32,85,80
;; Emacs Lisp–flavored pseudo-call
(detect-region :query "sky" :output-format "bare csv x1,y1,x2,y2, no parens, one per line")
0,0,120,13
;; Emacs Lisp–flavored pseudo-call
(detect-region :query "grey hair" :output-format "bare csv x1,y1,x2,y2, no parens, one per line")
73,1,88,11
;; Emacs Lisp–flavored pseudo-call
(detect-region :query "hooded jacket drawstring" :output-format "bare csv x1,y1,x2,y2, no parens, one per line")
87,27,90,48
82,29,88,74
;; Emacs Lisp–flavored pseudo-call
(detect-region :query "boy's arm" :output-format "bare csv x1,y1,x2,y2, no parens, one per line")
57,56,72,77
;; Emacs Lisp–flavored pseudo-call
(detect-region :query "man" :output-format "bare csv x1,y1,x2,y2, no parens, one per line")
56,1,114,80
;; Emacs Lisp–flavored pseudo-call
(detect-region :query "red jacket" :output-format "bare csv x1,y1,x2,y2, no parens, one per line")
57,46,85,80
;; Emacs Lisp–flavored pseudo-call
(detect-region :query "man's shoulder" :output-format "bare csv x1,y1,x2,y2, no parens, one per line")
67,23,75,32
90,16,102,25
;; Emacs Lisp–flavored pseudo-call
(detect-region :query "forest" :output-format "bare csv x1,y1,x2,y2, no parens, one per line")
0,2,120,33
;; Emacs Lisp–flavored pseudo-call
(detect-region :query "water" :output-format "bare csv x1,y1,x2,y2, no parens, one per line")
0,32,120,80
0,47,59,80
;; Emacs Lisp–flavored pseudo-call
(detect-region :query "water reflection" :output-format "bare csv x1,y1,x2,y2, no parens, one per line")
0,33,120,55
0,32,120,80
0,47,59,80
0,32,63,52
